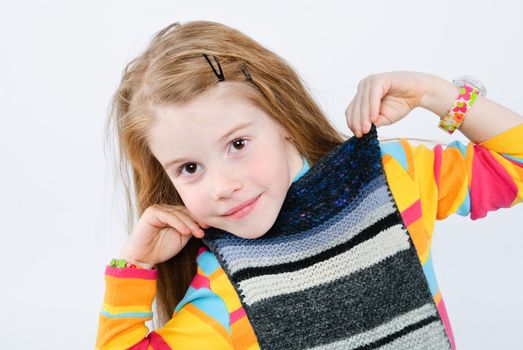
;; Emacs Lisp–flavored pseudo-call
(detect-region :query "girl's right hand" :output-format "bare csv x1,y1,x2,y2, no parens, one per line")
345,71,432,138
118,204,211,269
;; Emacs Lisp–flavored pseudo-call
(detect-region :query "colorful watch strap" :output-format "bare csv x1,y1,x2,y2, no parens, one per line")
438,83,480,134
109,257,144,269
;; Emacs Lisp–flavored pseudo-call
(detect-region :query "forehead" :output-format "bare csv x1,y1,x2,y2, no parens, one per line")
152,82,259,127
146,82,282,163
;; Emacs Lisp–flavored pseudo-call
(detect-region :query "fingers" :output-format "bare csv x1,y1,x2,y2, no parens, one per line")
347,80,368,138
345,102,355,135
352,89,364,138
345,94,362,137
359,81,371,135
346,76,382,137
368,82,382,126
176,211,206,238
177,206,211,230
162,205,207,238
185,211,211,229
149,205,203,239
150,208,194,237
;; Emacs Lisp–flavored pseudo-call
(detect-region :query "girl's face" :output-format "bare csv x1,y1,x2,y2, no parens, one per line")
147,81,304,239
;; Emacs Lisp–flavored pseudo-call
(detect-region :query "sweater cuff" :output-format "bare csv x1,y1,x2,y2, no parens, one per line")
102,266,158,316
105,265,158,279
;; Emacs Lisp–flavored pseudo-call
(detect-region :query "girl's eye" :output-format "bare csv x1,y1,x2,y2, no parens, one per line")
176,162,199,177
175,137,249,177
231,137,247,150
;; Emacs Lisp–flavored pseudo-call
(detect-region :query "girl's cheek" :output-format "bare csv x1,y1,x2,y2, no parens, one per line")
250,144,279,174
175,186,202,214
248,152,268,176
187,192,205,210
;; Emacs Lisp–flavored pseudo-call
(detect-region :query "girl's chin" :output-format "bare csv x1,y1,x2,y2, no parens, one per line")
240,232,268,239
227,226,270,240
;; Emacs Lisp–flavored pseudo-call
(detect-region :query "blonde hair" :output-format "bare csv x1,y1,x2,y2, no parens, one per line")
104,20,359,328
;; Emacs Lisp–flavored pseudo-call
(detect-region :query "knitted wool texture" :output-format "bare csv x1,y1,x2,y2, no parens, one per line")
203,124,452,350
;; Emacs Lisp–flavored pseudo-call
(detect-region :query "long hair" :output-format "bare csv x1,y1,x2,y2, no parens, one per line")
104,20,361,328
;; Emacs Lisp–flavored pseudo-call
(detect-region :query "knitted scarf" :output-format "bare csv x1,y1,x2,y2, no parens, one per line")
203,124,452,350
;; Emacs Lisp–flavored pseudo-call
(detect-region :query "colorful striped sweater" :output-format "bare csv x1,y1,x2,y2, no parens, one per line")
96,123,523,350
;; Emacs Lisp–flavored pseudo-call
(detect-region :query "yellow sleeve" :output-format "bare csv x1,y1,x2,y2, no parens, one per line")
380,123,523,226
95,266,235,350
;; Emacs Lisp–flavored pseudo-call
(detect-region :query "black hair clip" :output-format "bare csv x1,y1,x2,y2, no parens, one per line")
202,54,253,82
241,63,253,81
202,54,225,81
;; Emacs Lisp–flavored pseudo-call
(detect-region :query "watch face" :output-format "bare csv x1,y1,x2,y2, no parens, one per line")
452,75,487,96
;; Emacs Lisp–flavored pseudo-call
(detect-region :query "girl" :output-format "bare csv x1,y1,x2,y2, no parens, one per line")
95,20,523,350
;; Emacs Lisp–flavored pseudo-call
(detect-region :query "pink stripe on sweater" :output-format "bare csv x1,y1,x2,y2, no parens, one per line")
401,199,422,227
470,145,518,220
149,331,173,349
229,307,247,324
436,297,456,350
191,273,211,289
433,144,443,188
105,266,158,280
127,337,149,350
128,338,150,350
127,331,173,350
197,246,209,258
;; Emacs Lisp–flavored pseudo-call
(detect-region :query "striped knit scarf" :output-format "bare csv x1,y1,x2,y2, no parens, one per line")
203,124,452,350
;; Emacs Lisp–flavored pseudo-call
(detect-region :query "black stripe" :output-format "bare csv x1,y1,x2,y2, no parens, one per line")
354,315,443,350
232,212,402,281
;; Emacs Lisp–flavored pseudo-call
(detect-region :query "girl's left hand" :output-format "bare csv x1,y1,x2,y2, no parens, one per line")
345,71,433,137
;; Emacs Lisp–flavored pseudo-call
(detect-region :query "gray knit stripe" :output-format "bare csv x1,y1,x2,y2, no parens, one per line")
376,321,451,350
239,223,409,305
309,303,439,350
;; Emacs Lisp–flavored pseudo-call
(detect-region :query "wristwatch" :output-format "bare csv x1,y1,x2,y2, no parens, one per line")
451,75,487,97
438,75,487,134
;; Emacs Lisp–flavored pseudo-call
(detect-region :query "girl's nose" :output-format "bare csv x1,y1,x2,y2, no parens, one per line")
211,172,243,201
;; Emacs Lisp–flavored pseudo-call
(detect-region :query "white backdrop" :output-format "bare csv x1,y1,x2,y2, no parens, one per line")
1,1,522,349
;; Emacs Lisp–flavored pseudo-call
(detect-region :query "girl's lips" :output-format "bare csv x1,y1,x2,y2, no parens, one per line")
222,194,260,220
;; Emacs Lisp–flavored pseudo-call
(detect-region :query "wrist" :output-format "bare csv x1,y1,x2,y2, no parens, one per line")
124,258,155,270
117,252,155,269
420,74,461,118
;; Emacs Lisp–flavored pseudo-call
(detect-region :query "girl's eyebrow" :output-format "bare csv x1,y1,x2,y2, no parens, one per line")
162,121,254,170
214,121,254,145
